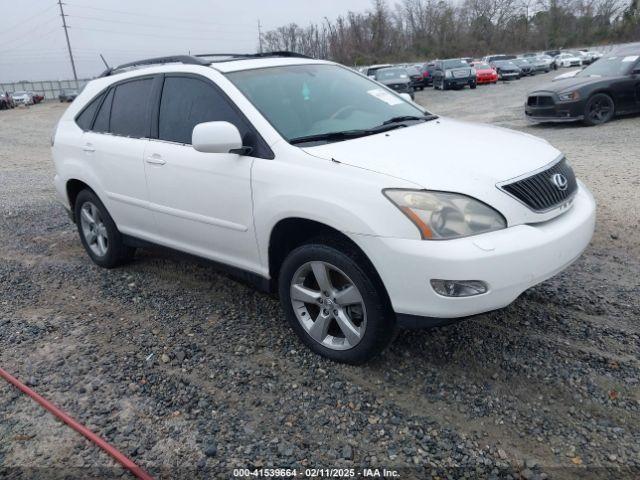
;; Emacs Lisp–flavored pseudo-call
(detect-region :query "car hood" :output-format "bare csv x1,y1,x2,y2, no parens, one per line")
531,75,608,93
302,117,564,225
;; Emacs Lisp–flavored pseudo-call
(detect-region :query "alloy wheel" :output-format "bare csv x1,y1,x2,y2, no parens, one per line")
79,201,109,257
587,96,613,124
290,261,367,350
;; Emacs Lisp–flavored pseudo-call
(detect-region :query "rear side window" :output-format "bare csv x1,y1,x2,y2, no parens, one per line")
76,92,104,130
109,78,153,138
158,76,249,145
92,88,114,133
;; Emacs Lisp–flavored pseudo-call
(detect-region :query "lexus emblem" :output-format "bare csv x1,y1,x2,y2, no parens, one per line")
551,173,568,191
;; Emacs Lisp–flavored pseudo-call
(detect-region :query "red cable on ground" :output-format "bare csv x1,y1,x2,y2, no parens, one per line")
0,366,155,480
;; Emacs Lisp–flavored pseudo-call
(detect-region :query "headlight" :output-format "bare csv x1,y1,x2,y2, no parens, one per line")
558,91,580,102
445,70,452,78
383,189,506,240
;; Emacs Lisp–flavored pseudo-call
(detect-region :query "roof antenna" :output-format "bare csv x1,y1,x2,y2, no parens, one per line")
99,54,110,70
98,53,113,78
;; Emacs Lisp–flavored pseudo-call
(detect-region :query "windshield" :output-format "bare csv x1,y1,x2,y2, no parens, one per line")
227,64,427,143
494,61,516,67
580,54,638,77
375,68,408,80
442,60,467,69
474,63,491,70
14,91,26,95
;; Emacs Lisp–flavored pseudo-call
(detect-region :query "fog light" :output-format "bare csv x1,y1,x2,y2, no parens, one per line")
430,279,488,297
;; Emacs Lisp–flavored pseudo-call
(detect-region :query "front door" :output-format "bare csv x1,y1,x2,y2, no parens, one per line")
143,74,260,273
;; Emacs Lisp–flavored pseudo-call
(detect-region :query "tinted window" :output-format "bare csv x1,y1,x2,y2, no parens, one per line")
158,76,250,145
110,78,153,138
92,88,113,133
76,92,104,130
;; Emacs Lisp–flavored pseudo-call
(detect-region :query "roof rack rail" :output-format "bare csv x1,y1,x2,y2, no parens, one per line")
99,55,208,77
194,51,312,60
98,51,313,77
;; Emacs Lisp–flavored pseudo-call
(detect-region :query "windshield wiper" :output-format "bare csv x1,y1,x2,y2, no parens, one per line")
382,114,438,125
290,123,407,145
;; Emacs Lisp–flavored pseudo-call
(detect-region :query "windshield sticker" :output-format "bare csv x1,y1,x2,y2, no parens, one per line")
367,88,404,106
622,55,639,62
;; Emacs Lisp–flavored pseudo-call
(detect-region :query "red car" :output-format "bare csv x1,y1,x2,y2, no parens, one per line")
472,62,498,84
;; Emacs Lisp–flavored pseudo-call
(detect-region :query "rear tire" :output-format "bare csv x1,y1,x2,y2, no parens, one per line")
74,189,135,268
583,93,614,126
278,238,396,364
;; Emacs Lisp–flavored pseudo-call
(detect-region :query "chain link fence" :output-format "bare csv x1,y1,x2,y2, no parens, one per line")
0,78,91,101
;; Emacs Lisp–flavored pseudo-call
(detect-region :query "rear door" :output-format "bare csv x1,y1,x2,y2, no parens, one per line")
142,73,264,273
82,77,156,237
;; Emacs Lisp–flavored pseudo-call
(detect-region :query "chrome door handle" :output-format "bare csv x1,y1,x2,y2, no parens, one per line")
82,143,95,153
145,154,166,165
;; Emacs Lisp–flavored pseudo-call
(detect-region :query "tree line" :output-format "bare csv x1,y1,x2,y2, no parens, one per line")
261,0,640,65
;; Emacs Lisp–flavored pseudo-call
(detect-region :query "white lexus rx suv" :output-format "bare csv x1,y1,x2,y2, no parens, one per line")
51,52,596,363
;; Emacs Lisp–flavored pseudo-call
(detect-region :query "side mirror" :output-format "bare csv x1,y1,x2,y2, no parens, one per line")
399,93,412,101
192,121,243,154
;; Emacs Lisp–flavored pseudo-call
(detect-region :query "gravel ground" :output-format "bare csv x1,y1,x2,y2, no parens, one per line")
1,71,639,480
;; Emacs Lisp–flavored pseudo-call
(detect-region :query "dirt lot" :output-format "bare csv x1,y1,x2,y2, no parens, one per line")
1,71,639,480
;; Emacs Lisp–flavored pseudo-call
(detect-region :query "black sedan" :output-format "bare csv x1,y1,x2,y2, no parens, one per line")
513,58,534,76
491,60,522,80
373,67,415,99
525,47,640,126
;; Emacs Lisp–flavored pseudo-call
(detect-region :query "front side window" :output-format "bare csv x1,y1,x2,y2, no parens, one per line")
109,78,153,138
158,76,249,145
226,64,427,143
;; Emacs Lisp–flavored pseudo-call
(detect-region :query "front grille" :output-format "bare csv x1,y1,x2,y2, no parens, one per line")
527,95,554,107
500,158,578,212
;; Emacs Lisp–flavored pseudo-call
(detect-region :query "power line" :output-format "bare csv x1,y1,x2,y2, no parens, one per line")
69,26,255,42
65,3,256,28
0,4,59,38
65,14,256,33
58,0,78,80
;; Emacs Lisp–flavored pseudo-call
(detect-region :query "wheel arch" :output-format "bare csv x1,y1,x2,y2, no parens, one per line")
267,217,392,309
65,178,99,222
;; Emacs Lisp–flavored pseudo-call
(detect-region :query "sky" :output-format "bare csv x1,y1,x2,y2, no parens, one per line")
0,0,373,82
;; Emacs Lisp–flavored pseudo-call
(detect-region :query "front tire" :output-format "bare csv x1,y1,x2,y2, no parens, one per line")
74,189,135,268
278,239,395,364
583,93,614,126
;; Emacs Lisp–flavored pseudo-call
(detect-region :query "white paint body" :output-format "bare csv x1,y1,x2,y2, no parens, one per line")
52,57,596,321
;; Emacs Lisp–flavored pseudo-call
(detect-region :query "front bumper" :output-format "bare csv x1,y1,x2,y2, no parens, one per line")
349,182,595,323
525,98,584,122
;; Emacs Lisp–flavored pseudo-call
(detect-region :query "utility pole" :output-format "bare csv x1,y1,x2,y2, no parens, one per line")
257,19,263,53
57,0,77,81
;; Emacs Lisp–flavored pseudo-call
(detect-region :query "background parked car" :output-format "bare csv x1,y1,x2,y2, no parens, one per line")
420,62,437,86
0,92,15,110
491,60,522,80
30,92,45,104
373,67,415,99
403,65,426,90
525,46,640,126
58,89,79,102
12,91,34,105
483,54,516,63
470,62,498,84
432,58,477,90
529,55,554,73
513,58,535,76
554,52,582,68
364,64,394,78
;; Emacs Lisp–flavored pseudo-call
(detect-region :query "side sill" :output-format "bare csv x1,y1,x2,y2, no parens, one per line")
121,234,273,294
